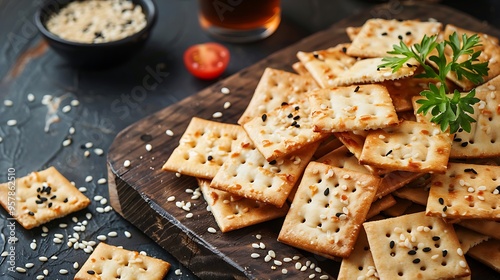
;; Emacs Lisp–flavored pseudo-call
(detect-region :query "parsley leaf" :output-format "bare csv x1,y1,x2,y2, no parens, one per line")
379,32,489,133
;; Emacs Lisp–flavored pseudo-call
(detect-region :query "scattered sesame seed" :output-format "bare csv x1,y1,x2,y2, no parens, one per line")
59,269,68,275
42,226,49,233
139,251,147,256
85,142,93,149
268,250,276,258
320,275,329,280
167,196,175,202
123,160,131,167
221,87,230,94
62,105,71,113
97,178,107,185
255,234,262,240
145,144,152,151
94,195,103,201
274,260,283,266
309,273,316,279
207,227,217,233
175,269,182,275
39,256,48,262
4,100,13,106
295,262,302,270
100,198,108,205
97,235,107,241
27,93,35,102
124,231,132,238
223,101,231,109
43,269,49,275
212,112,223,118
30,241,37,250
25,262,34,268
85,175,93,182
104,205,113,212
96,207,104,213
457,248,464,256
73,262,79,269
459,260,467,268
71,100,80,107
251,253,260,258
54,233,64,239
166,129,174,136
16,267,27,273
79,187,87,192
281,269,288,274
264,255,272,262
107,231,118,237
94,148,104,156
1,251,8,257
36,275,45,280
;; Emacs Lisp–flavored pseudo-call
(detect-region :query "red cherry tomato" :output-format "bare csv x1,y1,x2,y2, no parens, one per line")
183,42,230,80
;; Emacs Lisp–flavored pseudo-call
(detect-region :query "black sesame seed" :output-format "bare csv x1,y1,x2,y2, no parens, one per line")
87,270,96,275
432,236,440,241
453,138,462,142
269,160,277,165
291,121,297,127
442,250,448,257
261,114,267,122
398,35,403,40
461,142,468,147
335,212,344,217
390,240,395,249
293,115,300,120
313,53,320,59
381,32,388,36
423,247,431,252
324,188,330,196
438,198,444,205
36,187,41,193
406,31,412,36
406,63,413,68
496,186,500,193
28,211,34,216
140,134,153,142
342,47,347,53
354,86,360,92
459,128,464,132
413,258,420,264
41,197,48,202
50,195,57,200
376,67,380,71
48,202,53,208
36,200,43,204
294,106,300,111
63,198,68,203
287,113,293,118
80,144,87,149
385,150,393,156
408,250,417,255
281,102,289,106
294,124,301,128
207,155,213,161
443,206,448,212
464,168,477,174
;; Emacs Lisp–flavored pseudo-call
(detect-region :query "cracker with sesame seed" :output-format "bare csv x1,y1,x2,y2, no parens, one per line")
296,44,356,88
346,19,442,58
430,24,500,91
0,166,90,230
359,121,452,173
309,84,399,133
162,117,244,179
331,57,419,87
75,242,170,280
426,162,500,220
237,68,319,125
466,238,500,272
210,131,317,208
278,162,380,258
363,212,471,280
337,227,379,280
198,179,289,232
291,62,315,80
415,75,500,158
345,26,361,41
242,98,329,161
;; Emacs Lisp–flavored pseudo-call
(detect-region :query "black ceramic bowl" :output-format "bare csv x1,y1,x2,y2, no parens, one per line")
35,0,157,68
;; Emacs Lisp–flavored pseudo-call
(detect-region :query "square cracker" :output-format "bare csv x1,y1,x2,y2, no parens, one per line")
346,19,442,58
278,162,380,258
238,68,319,125
309,84,399,133
454,225,489,253
332,57,418,87
414,75,500,159
363,212,471,280
162,117,244,180
210,132,317,208
0,166,90,229
198,179,288,232
434,24,500,91
426,162,500,220
466,238,500,272
359,121,452,173
242,98,328,161
75,242,170,280
296,44,356,88
337,227,379,280
458,219,500,240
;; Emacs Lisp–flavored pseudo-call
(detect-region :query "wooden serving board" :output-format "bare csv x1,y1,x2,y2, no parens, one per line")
107,3,500,279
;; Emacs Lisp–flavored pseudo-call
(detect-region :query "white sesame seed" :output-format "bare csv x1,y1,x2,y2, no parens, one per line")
4,100,13,106
85,175,93,182
140,251,147,256
97,235,107,241
84,142,93,149
104,206,113,212
94,195,103,201
207,227,217,233
67,241,73,247
478,195,485,201
166,129,174,136
283,257,292,263
186,213,194,218
459,260,467,268
274,260,283,266
71,99,80,107
259,242,266,249
25,263,34,268
268,250,276,258
212,112,223,118
100,198,108,205
39,256,48,262
477,186,487,191
315,267,322,273
293,255,300,260
73,262,79,269
309,273,316,279
84,150,90,157
84,247,93,253
61,138,72,147
51,255,58,260
42,226,49,233
16,267,27,273
59,269,68,275
96,207,104,213
1,251,8,257
282,268,288,274
97,178,107,185
124,231,132,238
30,241,37,250
94,148,104,156
79,187,87,192
108,231,118,237
123,160,131,168
41,95,52,105
59,223,68,228
252,243,260,249
27,93,35,102
457,248,464,256
221,87,230,94
36,275,44,280
251,253,260,258
175,269,182,275
62,105,71,113
167,196,175,202
43,269,48,275
264,255,272,262
223,101,231,109
54,233,64,239
295,262,302,270
320,275,329,279
145,144,152,151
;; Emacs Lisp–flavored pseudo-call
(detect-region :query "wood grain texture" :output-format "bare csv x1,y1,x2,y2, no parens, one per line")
107,3,500,279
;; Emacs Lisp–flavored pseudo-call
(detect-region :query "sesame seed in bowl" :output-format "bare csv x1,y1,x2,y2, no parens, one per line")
35,0,157,68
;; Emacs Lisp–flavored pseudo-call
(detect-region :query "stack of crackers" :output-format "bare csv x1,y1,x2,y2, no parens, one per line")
163,18,500,279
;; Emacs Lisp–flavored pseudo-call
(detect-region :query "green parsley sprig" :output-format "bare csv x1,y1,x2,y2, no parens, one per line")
379,32,489,133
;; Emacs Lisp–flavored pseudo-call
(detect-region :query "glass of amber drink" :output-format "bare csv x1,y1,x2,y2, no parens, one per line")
198,0,281,43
